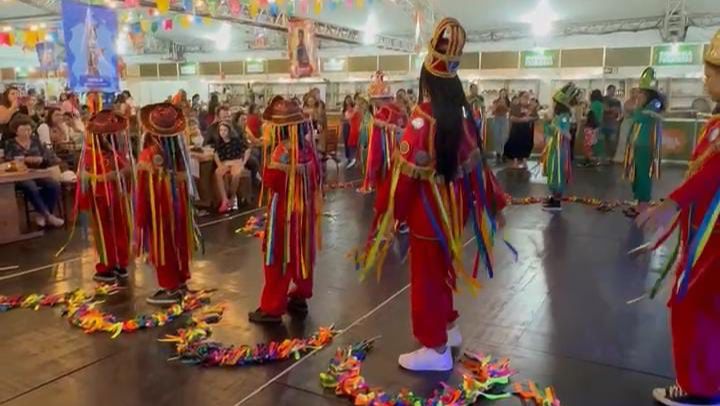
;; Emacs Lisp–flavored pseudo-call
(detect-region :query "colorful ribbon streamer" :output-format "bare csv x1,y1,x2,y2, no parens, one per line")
320,338,560,405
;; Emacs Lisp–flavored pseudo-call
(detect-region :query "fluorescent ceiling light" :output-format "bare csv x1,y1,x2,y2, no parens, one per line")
522,0,557,37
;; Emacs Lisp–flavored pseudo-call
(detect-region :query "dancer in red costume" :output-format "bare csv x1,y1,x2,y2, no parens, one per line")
62,110,133,284
359,71,408,193
249,96,323,323
136,103,202,306
361,18,508,371
637,29,720,406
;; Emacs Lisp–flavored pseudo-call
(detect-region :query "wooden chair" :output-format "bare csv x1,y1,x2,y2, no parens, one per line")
319,128,341,180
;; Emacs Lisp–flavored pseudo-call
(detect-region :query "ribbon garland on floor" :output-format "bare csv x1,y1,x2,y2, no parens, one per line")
0,285,116,313
161,314,338,366
320,338,560,406
66,290,214,339
0,285,215,339
236,214,267,238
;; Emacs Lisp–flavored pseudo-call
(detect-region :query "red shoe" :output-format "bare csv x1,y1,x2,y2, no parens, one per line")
218,199,231,214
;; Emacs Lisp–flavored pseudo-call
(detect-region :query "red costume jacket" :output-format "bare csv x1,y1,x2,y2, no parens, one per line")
135,143,196,274
262,139,322,279
364,102,508,289
665,116,720,301
362,103,407,191
77,145,132,267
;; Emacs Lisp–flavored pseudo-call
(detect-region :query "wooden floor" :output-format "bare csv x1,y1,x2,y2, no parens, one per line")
0,162,684,406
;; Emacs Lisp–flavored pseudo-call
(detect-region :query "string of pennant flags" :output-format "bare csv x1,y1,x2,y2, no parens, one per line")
0,0,377,49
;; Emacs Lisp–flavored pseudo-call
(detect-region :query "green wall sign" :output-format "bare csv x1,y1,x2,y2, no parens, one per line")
520,50,560,69
246,60,265,74
653,44,701,66
179,63,197,76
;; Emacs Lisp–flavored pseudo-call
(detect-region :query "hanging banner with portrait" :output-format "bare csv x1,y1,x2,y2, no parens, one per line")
35,41,62,72
288,19,318,78
61,0,120,93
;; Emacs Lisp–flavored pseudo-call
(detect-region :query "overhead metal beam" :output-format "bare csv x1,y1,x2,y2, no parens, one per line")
466,12,720,42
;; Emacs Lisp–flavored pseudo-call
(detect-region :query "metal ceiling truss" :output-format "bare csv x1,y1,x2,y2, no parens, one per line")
467,11,720,43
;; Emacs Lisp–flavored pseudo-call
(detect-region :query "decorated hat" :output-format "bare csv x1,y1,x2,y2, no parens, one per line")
639,67,658,91
424,17,466,78
263,95,306,126
705,29,720,66
368,71,393,99
87,109,128,134
140,102,186,136
552,82,581,108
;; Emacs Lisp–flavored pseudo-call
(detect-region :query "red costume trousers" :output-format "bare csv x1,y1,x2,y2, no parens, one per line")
409,236,459,348
260,263,313,316
92,195,129,274
671,255,720,397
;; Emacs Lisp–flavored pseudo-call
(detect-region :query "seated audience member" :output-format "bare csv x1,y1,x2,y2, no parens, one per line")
37,107,68,147
186,118,204,148
203,105,231,148
5,114,64,228
232,111,261,183
31,99,46,127
214,122,249,213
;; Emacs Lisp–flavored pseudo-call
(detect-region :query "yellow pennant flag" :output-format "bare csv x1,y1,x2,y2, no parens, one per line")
179,15,192,29
140,20,152,33
356,0,364,8
156,0,170,13
201,16,212,25
249,0,259,17
313,0,322,14
24,30,39,49
276,0,286,5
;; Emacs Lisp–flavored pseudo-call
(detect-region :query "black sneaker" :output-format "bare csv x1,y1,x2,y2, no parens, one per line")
287,297,308,315
248,308,283,324
113,267,129,279
93,272,117,283
542,198,562,212
653,385,720,405
146,290,183,306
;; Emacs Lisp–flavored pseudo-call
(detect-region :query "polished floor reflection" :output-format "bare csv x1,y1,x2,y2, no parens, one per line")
0,163,683,406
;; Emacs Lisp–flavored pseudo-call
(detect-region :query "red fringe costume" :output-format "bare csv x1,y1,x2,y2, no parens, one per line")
366,102,507,347
135,103,202,292
59,110,134,277
649,115,720,397
255,96,323,318
361,72,408,193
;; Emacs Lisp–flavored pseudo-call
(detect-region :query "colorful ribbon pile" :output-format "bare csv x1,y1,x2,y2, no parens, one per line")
161,318,338,367
1,285,215,339
65,290,214,339
510,195,659,212
236,214,267,238
0,285,117,313
320,339,560,406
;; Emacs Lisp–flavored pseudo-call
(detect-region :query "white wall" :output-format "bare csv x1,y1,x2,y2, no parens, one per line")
122,79,209,106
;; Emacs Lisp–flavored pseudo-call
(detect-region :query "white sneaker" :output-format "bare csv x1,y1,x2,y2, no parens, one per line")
47,214,65,228
652,385,720,406
398,346,453,371
347,159,357,169
35,215,46,228
447,325,462,348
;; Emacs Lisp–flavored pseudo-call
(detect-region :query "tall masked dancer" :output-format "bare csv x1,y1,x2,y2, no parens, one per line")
359,18,509,371
58,110,134,284
359,71,408,193
637,29,720,406
249,96,323,323
136,103,202,306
